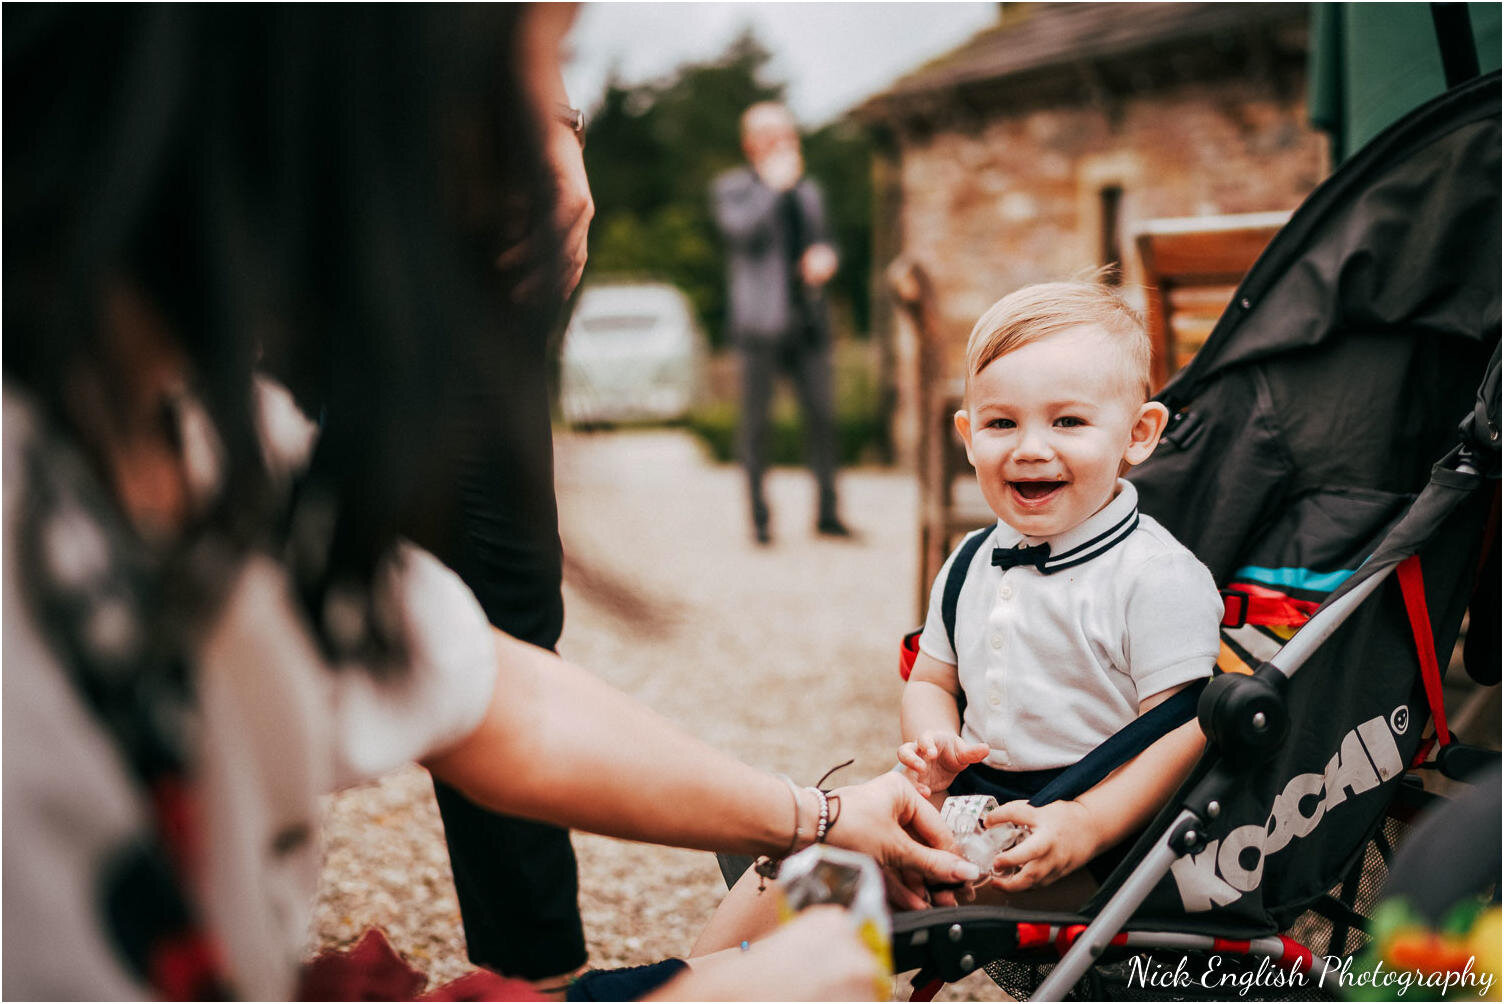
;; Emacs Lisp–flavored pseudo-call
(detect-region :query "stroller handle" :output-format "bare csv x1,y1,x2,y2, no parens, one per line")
1262,565,1391,679
1270,438,1486,681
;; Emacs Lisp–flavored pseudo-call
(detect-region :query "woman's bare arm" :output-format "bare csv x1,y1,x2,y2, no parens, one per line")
423,629,981,883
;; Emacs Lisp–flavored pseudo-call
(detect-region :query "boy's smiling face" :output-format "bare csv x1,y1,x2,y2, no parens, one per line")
955,324,1168,539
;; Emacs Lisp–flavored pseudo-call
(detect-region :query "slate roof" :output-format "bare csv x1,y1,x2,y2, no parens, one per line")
860,2,1308,119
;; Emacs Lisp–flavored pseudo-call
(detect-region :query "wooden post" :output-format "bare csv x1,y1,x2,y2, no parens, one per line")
887,258,946,618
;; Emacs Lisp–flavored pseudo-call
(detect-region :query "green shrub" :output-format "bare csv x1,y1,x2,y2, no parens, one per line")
684,346,891,466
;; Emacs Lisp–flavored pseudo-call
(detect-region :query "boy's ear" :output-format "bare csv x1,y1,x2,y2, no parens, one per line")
953,409,977,467
1123,401,1170,466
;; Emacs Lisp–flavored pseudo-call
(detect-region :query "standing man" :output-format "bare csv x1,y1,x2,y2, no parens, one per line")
712,102,850,545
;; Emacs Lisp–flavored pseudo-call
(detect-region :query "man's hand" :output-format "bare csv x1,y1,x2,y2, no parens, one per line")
800,243,838,287
753,146,802,192
986,799,1101,891
897,731,990,799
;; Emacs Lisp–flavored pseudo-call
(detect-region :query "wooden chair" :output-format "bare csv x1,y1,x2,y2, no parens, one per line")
1135,210,1290,386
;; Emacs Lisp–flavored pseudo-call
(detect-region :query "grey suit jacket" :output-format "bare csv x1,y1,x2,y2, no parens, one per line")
710,166,834,345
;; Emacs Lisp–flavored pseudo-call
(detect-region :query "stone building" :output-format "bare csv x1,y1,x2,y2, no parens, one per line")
856,2,1327,464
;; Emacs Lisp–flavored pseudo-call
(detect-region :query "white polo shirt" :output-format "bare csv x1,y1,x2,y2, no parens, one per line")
917,480,1221,772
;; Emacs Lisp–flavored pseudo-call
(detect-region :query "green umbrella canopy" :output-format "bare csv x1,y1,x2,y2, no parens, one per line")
1309,2,1500,164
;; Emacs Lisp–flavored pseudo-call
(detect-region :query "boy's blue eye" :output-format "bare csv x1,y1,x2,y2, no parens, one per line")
987,418,1015,429
1055,416,1085,428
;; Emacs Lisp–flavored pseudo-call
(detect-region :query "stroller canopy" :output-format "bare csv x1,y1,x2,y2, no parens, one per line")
1118,70,1500,934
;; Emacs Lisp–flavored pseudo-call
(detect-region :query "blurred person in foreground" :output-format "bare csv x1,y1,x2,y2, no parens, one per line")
712,101,852,545
0,6,980,1001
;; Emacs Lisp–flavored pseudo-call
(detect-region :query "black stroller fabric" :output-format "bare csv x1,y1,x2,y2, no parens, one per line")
1099,71,1501,937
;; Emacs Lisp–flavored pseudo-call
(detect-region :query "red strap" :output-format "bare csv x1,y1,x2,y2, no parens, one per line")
1409,735,1438,770
1221,583,1321,628
1220,590,1250,627
899,628,922,681
1395,555,1451,747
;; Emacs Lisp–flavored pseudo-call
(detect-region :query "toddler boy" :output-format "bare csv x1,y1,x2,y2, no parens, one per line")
899,280,1222,896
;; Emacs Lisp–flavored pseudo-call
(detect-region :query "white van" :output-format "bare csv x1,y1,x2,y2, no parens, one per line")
559,282,707,425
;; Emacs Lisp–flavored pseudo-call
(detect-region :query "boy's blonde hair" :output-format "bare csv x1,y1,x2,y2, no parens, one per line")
965,281,1151,400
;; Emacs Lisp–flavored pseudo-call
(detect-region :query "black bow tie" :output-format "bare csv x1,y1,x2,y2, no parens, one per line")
993,542,1051,572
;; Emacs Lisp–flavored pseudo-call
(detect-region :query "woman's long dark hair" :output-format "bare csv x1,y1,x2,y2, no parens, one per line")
4,5,563,665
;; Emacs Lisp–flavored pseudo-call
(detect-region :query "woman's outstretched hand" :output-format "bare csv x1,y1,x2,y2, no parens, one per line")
824,772,980,906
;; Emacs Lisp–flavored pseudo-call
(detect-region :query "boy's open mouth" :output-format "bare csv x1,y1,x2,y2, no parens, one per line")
1010,480,1065,503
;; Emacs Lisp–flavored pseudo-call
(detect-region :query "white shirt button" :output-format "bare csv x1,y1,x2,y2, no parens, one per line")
988,691,1002,708
999,583,1014,600
990,634,1003,650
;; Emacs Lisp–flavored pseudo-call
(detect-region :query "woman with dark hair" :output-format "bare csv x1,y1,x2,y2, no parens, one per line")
1,7,979,999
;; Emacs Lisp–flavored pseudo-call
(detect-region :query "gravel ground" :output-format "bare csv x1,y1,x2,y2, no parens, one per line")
310,429,1007,1001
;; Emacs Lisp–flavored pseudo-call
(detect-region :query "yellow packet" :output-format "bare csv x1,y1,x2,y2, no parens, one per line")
774,844,893,998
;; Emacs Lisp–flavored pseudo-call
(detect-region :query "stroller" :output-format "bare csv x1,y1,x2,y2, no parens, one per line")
889,66,1501,1003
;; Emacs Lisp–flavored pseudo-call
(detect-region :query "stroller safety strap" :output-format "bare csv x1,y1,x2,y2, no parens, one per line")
943,526,993,656
899,525,992,682
1395,554,1452,750
1025,679,1207,807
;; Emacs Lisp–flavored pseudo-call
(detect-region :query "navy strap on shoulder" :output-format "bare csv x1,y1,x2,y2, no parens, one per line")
1026,677,1210,807
942,527,993,655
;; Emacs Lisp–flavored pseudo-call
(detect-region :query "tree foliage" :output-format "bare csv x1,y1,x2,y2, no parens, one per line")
582,29,874,345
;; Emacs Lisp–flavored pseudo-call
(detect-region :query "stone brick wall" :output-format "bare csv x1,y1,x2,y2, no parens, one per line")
887,75,1326,464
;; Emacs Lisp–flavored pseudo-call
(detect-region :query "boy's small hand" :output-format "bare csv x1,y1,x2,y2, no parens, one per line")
896,731,990,798
985,800,1100,891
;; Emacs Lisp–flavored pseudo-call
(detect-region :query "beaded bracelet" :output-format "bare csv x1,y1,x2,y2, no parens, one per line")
817,759,853,841
809,786,830,843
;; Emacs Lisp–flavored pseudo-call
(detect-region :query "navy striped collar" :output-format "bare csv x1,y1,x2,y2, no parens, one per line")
995,479,1140,575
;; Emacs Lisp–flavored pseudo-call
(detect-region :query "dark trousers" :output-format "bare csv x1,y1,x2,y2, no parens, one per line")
431,781,586,978
739,334,839,525
412,315,588,980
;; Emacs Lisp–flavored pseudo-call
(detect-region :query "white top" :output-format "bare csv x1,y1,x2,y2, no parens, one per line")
2,389,498,1000
917,480,1222,772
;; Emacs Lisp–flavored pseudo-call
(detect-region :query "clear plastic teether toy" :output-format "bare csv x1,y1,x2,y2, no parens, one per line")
940,794,1030,883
